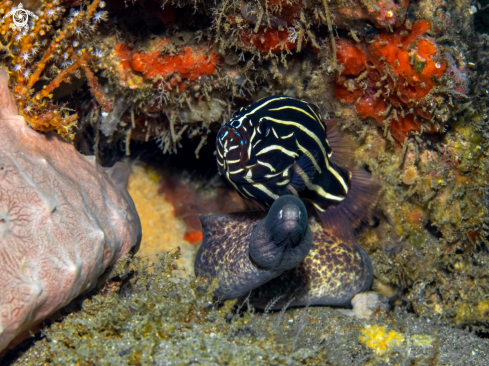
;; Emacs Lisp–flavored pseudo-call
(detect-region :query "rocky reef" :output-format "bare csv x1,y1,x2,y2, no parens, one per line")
7,253,489,365
1,0,489,362
77,0,489,329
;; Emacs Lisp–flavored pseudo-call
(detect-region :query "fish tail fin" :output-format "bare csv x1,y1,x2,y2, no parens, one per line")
317,168,380,238
324,119,355,167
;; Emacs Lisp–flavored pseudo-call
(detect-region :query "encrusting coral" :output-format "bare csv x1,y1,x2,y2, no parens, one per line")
0,68,141,353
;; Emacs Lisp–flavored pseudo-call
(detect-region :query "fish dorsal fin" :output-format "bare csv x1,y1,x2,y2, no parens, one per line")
324,119,355,167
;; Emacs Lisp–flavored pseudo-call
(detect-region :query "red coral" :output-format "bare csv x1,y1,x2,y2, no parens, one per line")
115,41,219,92
334,20,465,143
184,231,204,244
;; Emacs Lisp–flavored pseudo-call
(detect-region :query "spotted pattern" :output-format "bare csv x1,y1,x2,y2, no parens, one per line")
194,210,372,308
195,212,266,299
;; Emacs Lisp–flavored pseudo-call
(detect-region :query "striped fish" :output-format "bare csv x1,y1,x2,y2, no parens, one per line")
216,95,378,232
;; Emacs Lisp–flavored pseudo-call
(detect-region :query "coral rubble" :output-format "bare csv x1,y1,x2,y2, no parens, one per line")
0,68,141,353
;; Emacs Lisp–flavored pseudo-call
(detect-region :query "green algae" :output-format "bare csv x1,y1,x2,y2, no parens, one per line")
5,252,489,365
408,229,426,247
9,252,322,365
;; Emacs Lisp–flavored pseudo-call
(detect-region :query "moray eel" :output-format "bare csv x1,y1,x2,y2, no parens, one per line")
194,195,373,309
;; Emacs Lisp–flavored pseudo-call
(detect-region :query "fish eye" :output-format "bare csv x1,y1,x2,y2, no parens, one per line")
230,120,241,128
258,119,270,136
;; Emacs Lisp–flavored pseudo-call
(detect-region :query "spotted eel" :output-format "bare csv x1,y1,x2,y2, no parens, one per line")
194,195,373,309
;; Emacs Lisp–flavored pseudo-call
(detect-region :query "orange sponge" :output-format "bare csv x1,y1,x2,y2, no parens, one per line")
334,20,458,143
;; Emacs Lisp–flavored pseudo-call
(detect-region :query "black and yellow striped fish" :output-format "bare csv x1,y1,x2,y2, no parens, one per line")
216,95,378,232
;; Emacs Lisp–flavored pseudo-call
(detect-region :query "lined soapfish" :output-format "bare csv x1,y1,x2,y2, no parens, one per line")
216,95,378,233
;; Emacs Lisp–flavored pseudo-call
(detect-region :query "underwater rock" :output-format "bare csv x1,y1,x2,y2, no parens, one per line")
114,39,220,93
13,0,487,332
330,0,411,28
0,69,141,353
337,291,390,319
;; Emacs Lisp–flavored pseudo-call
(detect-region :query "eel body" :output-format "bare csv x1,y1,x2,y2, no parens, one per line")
194,197,372,309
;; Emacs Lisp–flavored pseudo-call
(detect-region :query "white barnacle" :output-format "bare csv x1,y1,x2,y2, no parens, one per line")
20,52,31,64
92,48,104,58
46,8,56,18
93,10,108,23
13,64,23,73
23,68,31,79
74,28,84,38
61,60,73,69
287,26,299,44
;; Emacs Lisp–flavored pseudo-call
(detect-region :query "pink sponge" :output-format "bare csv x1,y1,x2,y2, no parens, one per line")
0,69,141,352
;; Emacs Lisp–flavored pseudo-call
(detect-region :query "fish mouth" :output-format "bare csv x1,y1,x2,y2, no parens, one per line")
277,218,299,234
272,203,305,248
275,219,303,248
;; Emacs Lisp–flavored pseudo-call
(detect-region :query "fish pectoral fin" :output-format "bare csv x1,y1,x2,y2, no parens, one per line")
285,152,319,194
297,149,320,178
